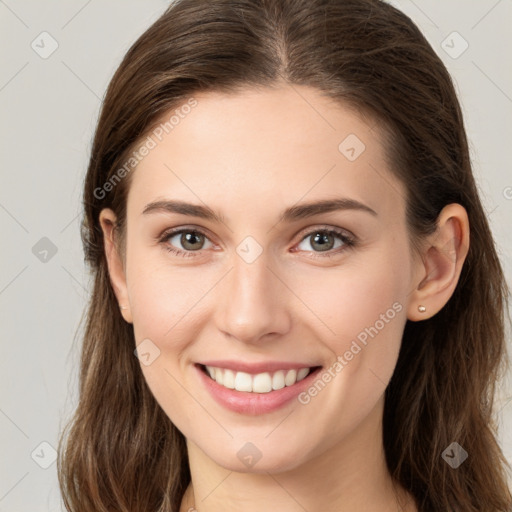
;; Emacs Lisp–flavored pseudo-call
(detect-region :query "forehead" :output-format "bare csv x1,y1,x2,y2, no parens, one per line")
126,85,406,225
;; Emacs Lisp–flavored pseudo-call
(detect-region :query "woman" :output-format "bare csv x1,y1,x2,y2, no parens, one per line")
57,0,512,510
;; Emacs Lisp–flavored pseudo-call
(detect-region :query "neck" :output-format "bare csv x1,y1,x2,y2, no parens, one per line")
179,396,417,512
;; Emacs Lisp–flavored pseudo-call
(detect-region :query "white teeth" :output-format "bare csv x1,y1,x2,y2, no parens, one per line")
223,369,235,389
234,371,252,392
272,370,285,390
284,369,297,386
252,372,272,393
214,367,224,386
297,368,309,381
204,365,312,393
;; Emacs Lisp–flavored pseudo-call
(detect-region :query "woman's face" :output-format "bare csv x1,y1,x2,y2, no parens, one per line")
104,84,422,472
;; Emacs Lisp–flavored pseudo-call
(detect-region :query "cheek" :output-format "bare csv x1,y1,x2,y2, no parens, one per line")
126,246,209,346
126,254,211,433
283,249,410,449
290,241,411,380
296,248,408,334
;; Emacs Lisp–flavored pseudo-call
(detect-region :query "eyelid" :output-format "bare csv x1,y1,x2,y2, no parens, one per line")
295,223,355,242
157,224,216,242
158,223,354,241
158,223,357,257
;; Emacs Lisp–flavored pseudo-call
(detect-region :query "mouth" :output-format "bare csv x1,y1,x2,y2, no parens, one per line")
198,363,319,393
195,362,323,415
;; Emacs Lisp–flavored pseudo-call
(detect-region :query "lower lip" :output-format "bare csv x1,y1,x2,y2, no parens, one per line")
195,364,322,415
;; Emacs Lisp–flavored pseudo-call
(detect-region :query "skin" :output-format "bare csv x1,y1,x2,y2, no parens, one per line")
100,83,469,512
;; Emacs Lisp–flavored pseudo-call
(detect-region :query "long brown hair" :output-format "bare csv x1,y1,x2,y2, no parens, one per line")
57,0,512,510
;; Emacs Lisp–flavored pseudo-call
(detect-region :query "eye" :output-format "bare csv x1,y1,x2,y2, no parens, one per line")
159,228,214,258
294,227,355,258
158,225,356,259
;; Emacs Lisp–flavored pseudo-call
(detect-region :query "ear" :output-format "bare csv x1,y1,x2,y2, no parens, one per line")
407,203,470,321
99,208,133,324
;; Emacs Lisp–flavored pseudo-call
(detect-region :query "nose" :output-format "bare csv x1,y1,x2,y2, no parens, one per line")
214,250,292,345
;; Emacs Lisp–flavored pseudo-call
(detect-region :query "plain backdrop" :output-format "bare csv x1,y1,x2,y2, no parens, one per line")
1,1,511,509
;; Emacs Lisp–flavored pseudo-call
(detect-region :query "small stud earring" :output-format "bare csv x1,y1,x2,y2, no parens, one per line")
418,305,426,313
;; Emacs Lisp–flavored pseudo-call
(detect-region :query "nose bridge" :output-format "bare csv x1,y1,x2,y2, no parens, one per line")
215,245,291,344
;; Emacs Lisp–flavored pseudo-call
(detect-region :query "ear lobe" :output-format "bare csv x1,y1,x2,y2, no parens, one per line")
407,204,470,321
99,208,133,324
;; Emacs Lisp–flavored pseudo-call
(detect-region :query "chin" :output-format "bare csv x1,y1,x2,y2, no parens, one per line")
205,440,310,474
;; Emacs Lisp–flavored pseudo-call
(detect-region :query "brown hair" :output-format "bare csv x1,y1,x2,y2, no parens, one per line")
57,0,512,510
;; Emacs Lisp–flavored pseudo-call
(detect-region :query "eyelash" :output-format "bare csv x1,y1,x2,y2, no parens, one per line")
158,225,356,260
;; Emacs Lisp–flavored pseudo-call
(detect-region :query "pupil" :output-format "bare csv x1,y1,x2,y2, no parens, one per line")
183,232,202,250
179,231,335,252
313,232,333,251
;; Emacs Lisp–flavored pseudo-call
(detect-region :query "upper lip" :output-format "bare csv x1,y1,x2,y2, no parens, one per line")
197,360,321,375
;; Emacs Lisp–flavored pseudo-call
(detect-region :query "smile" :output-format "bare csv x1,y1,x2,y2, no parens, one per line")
203,365,312,393
196,362,323,414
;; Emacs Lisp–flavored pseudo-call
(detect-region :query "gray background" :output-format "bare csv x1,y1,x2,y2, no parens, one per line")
1,1,511,510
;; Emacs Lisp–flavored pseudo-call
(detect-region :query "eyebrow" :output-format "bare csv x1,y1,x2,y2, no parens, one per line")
141,197,377,223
